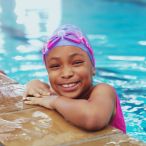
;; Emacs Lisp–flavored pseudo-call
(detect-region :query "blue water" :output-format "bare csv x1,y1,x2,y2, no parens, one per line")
0,0,146,143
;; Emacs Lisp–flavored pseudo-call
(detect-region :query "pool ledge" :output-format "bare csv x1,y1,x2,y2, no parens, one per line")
0,73,145,146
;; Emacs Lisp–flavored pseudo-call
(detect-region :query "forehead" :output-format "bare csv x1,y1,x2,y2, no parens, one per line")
47,46,88,58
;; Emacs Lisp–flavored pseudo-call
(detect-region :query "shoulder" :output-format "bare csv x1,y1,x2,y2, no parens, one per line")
94,83,116,93
89,83,117,101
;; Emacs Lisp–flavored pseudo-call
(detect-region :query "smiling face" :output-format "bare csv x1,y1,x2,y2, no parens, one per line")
45,46,95,99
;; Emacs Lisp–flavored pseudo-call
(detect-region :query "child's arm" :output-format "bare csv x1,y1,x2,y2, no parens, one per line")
53,84,115,130
23,80,54,98
24,83,116,131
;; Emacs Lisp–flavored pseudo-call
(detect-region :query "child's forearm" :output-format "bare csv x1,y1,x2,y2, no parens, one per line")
53,97,89,128
53,97,104,130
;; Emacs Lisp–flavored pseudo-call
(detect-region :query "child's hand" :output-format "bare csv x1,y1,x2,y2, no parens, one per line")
24,95,58,109
23,80,54,99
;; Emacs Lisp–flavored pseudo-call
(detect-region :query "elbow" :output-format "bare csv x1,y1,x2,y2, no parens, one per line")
83,115,107,131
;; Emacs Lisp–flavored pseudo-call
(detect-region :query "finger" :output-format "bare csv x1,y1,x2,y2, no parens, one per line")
50,88,57,95
24,97,40,105
24,100,36,105
38,89,45,94
37,88,51,96
29,89,41,97
33,93,41,97
41,91,50,96
23,90,28,100
50,87,56,93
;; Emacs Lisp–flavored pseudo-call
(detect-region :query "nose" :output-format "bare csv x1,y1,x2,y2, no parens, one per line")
61,66,74,79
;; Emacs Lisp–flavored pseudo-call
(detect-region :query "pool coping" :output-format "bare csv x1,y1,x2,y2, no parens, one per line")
0,73,145,146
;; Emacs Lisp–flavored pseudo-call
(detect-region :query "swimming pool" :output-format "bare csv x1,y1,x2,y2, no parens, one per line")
0,0,146,143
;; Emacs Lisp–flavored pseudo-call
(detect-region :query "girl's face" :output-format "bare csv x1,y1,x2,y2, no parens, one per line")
45,46,95,99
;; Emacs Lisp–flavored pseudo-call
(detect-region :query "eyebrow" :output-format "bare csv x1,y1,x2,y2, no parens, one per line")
48,57,60,61
48,53,84,61
69,53,85,58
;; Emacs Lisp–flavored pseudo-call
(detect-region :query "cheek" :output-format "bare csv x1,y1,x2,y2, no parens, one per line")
75,68,92,83
84,67,94,81
47,71,60,88
79,65,93,75
48,72,55,82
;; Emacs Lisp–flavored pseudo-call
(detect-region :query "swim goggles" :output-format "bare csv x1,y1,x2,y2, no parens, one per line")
42,31,95,67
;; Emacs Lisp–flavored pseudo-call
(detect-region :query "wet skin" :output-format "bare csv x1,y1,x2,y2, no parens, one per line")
24,45,116,131
45,46,95,99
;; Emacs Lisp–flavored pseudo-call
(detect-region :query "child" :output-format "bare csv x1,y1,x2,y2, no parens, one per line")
23,24,126,133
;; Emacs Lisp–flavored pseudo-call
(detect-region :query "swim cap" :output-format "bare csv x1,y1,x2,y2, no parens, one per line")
42,24,95,67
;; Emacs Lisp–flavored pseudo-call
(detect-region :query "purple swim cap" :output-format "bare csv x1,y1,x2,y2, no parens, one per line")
42,24,95,67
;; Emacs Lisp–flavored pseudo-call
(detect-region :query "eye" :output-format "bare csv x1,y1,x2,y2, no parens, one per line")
72,60,84,66
49,64,61,69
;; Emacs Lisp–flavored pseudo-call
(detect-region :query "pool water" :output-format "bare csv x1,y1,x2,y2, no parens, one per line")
0,0,146,143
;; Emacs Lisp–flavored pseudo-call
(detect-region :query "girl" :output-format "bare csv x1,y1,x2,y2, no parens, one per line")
23,24,126,133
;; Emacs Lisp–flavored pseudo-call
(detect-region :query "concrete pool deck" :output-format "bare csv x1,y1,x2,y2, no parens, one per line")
0,73,145,146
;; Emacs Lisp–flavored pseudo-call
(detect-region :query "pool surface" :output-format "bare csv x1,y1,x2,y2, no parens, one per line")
0,0,146,143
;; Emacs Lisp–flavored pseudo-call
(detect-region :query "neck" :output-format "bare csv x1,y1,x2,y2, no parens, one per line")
78,85,94,100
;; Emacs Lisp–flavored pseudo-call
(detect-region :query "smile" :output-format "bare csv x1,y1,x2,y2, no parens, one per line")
62,83,77,88
59,81,81,92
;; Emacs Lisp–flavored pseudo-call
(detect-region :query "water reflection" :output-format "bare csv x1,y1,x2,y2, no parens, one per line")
0,0,62,82
15,0,62,37
0,111,52,143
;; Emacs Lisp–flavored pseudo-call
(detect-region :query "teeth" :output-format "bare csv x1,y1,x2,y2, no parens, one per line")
62,83,76,88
